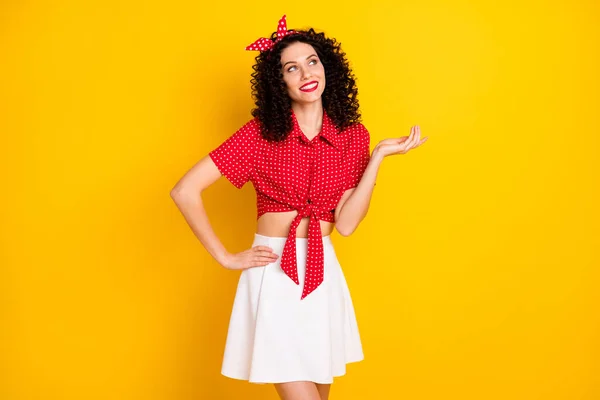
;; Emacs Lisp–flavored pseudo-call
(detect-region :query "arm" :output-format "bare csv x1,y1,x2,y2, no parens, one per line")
170,155,231,266
334,124,427,236
334,149,383,236
170,118,269,269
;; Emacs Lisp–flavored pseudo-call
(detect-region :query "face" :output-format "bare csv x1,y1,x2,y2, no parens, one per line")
280,41,326,105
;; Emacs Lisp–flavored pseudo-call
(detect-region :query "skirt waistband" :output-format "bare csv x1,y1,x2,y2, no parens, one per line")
253,233,333,249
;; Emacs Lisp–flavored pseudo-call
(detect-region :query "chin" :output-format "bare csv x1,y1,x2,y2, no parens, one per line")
295,97,322,105
295,90,324,103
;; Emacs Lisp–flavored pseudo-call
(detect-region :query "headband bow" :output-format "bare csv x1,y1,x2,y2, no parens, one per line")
245,14,298,52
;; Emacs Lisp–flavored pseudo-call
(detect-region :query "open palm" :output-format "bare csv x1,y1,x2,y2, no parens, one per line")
374,125,428,158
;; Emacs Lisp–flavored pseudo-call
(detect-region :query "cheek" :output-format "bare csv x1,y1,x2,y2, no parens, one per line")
283,75,297,91
317,64,326,77
317,67,326,87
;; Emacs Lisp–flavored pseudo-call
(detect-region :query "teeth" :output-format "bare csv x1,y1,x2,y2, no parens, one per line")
301,82,317,90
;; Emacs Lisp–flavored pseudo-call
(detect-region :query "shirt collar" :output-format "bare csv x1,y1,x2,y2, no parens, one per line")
290,109,342,149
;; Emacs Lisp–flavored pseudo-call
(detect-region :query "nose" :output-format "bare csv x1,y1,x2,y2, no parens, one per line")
301,67,312,80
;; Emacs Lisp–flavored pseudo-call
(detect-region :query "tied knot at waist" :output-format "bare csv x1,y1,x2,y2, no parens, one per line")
295,200,330,220
280,199,328,300
297,202,316,218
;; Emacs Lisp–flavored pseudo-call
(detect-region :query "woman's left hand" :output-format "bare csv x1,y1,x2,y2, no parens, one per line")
373,125,428,159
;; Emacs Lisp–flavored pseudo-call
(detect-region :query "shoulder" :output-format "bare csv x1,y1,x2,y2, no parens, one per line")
236,117,262,138
341,122,369,137
209,116,262,157
222,117,262,146
340,122,370,147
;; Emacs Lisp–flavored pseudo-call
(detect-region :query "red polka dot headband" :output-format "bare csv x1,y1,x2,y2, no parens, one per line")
245,14,301,52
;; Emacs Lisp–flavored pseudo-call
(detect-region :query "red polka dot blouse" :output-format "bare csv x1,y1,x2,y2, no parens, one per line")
209,109,370,299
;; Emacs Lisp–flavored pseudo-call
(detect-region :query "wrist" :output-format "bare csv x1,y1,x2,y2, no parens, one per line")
217,250,231,269
371,147,385,164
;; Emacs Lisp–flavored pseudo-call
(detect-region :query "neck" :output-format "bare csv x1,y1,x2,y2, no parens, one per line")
291,101,324,137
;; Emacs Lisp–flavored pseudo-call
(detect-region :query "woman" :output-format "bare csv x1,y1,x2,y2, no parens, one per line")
170,15,427,400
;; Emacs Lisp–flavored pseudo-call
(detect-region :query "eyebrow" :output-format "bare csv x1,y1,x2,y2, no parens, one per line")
282,54,318,68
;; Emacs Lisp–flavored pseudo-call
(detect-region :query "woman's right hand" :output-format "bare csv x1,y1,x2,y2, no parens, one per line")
222,246,280,270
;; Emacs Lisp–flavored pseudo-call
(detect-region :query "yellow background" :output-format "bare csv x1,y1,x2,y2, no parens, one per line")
1,0,598,399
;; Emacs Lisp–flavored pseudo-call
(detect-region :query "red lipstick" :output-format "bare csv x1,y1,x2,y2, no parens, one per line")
300,81,318,92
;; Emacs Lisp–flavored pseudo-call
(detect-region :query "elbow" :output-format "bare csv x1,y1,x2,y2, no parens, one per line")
337,229,352,237
170,188,184,206
336,213,368,237
170,184,199,203
170,185,185,200
335,222,357,237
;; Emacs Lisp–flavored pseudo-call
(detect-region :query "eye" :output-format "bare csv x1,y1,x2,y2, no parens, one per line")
309,59,318,65
287,65,297,72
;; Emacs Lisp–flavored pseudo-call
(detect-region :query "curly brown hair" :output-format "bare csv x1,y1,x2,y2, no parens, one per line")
249,28,362,142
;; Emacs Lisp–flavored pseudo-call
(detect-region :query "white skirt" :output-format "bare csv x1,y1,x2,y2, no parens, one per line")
221,233,364,384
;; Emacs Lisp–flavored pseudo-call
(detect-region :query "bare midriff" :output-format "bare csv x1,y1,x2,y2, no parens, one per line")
256,211,334,238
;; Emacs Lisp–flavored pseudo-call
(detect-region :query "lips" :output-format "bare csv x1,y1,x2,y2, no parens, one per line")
300,81,318,92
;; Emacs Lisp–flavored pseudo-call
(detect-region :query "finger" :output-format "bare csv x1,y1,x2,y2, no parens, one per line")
401,128,417,150
401,127,413,146
383,137,408,145
256,250,279,259
252,256,275,265
415,136,428,147
244,261,268,269
406,126,417,148
243,258,274,269
253,246,274,252
255,248,278,256
408,125,419,149
406,125,420,150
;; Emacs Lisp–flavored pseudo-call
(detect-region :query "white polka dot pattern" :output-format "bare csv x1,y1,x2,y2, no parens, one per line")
245,14,298,52
209,109,371,299
208,121,257,189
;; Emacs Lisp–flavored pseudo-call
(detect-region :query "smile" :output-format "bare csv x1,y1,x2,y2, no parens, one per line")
300,81,318,92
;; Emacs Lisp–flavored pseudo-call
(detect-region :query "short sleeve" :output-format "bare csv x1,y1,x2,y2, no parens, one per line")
345,123,371,190
208,118,259,189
